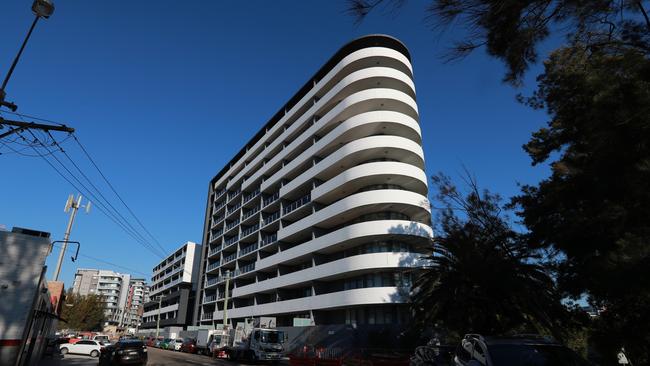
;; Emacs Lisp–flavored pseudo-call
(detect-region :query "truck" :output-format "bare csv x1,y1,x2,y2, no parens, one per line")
195,329,224,355
224,317,285,362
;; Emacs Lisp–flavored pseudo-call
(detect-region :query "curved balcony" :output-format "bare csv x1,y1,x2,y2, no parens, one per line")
211,286,407,320
218,47,414,191
279,189,430,241
233,252,423,298
255,220,431,273
311,161,428,204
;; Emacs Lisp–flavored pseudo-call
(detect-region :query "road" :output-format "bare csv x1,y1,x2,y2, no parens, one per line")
38,347,256,366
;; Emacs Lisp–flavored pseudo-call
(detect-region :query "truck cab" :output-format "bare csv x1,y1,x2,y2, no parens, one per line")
248,328,284,361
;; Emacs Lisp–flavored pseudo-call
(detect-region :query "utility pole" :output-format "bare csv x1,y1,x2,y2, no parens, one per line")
223,270,230,328
52,194,90,281
155,296,162,339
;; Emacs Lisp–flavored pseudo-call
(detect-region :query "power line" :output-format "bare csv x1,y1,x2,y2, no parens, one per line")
50,241,150,277
27,130,163,258
19,130,165,259
44,130,166,258
71,134,168,256
0,109,65,126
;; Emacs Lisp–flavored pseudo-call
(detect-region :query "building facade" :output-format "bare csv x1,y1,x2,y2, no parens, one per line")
0,227,60,366
141,242,201,330
193,35,432,327
120,278,149,329
72,269,131,326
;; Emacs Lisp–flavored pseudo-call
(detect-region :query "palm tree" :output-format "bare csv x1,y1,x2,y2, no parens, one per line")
411,173,574,341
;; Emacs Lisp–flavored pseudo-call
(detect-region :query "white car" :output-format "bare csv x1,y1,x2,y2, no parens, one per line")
170,338,184,351
59,340,103,357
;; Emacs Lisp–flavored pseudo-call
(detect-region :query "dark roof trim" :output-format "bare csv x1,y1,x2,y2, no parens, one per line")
210,34,411,187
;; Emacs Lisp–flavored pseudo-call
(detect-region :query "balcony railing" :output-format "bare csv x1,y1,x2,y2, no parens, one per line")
211,215,224,228
224,236,239,248
205,277,219,287
215,188,226,199
207,262,219,272
263,192,280,207
222,253,237,264
225,219,240,231
243,188,261,204
262,211,280,226
201,312,213,320
239,243,258,257
208,244,222,257
240,224,259,238
209,229,224,243
242,206,260,220
237,263,255,275
213,200,226,213
283,194,311,215
227,188,241,201
260,233,277,247
204,294,217,303
227,202,242,215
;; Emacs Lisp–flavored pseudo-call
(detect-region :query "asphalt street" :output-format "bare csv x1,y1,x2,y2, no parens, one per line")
38,346,253,366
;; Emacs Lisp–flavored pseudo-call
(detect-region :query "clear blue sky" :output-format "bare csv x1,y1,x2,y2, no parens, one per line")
0,1,551,287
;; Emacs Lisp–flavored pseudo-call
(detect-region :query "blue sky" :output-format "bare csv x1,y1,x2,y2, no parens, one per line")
0,1,551,287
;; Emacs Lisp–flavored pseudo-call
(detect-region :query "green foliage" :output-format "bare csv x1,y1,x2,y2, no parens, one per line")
411,173,579,341
348,0,650,362
348,0,650,84
60,289,106,331
513,46,650,365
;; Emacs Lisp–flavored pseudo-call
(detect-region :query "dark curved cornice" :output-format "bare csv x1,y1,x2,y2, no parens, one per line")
210,34,411,187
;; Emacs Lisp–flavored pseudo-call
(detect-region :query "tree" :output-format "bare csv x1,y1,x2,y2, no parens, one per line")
411,173,578,341
349,1,650,362
513,44,650,365
348,0,650,84
60,290,106,331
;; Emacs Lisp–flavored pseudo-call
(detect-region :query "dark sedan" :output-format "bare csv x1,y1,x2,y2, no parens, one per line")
180,338,197,354
99,339,148,366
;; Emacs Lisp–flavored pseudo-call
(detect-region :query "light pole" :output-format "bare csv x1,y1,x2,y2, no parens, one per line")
0,0,55,111
155,296,162,339
223,270,230,328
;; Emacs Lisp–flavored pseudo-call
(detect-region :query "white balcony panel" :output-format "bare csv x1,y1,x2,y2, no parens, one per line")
212,287,406,320
279,190,430,240
233,252,424,297
217,47,413,190
255,220,431,272
311,161,427,201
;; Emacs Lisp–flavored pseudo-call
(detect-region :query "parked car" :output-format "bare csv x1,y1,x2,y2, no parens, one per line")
454,334,590,366
59,339,103,357
99,339,148,366
180,338,197,353
68,337,83,344
169,338,184,351
144,337,156,347
94,334,111,345
153,338,163,348
159,338,173,350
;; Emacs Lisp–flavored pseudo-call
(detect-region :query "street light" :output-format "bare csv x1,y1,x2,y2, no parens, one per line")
0,0,55,111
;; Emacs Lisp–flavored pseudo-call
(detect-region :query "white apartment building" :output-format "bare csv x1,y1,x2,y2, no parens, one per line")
72,269,131,326
141,242,201,330
194,35,432,327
